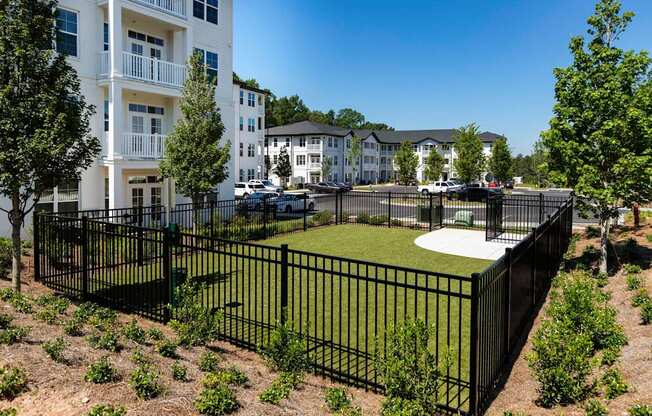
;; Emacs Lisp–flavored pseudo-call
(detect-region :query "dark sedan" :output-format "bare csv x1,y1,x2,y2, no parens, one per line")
305,182,340,193
448,187,503,202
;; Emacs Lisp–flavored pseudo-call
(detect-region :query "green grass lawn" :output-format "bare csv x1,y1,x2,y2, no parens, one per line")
262,224,491,276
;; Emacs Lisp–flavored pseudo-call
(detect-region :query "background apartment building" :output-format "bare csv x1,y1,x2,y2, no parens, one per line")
264,121,502,185
233,80,266,182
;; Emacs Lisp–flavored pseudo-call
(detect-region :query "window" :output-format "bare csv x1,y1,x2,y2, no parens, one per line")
299,138,305,147
346,139,351,149
328,137,333,147
104,100,109,132
248,118,255,132
150,118,162,135
239,117,243,131
239,143,243,157
441,144,450,151
131,188,144,207
285,138,290,147
273,138,278,147
194,0,218,24
193,48,218,83
296,155,305,166
239,169,244,181
248,144,255,157
247,92,255,107
273,155,278,164
103,23,109,51
334,156,338,166
258,94,263,106
239,90,244,105
127,30,164,47
247,169,255,181
55,8,78,57
334,139,338,148
258,117,262,130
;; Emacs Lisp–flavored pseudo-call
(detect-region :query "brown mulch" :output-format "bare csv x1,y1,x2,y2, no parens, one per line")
486,222,652,415
0,261,383,416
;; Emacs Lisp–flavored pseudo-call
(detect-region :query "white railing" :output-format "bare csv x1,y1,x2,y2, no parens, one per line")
306,144,322,151
129,0,187,19
122,52,186,88
99,52,109,76
122,133,167,159
308,162,322,169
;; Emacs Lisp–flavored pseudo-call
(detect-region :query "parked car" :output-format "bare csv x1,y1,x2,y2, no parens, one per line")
235,182,266,198
240,192,280,210
417,181,460,195
326,182,350,192
452,187,503,202
272,194,316,213
248,179,283,193
337,182,353,191
305,182,340,193
504,180,514,189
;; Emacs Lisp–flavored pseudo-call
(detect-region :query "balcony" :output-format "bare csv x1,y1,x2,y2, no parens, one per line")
306,144,322,152
128,0,187,19
122,133,167,158
308,162,322,170
99,51,187,89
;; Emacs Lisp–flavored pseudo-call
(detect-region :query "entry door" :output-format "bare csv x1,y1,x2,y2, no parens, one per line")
131,187,144,207
131,43,144,78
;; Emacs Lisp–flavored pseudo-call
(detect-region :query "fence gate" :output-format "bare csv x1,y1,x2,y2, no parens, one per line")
485,195,504,240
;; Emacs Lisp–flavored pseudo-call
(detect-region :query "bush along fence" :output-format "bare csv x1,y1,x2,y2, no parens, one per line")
33,194,573,415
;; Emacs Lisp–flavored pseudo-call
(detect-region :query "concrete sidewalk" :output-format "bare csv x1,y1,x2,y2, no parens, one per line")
414,228,515,260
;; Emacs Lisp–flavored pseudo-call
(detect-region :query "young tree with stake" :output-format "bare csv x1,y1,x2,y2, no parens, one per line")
347,136,362,184
0,1,100,292
394,142,419,185
160,52,231,231
453,124,486,184
542,0,652,273
321,156,333,181
423,150,445,182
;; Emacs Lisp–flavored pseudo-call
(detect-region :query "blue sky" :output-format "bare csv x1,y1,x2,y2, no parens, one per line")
233,0,652,155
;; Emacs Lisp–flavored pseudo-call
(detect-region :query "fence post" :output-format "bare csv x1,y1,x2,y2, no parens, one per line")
81,216,89,300
162,227,172,322
539,193,544,223
531,227,538,306
469,273,480,415
546,214,552,280
280,244,289,324
439,191,444,228
303,196,307,231
428,193,433,231
33,214,40,282
388,192,392,228
263,198,268,239
503,247,513,353
210,200,215,239
137,205,144,266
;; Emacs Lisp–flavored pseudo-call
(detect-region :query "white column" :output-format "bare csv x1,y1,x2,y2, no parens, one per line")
185,25,194,60
108,163,125,210
108,0,122,77
108,81,122,158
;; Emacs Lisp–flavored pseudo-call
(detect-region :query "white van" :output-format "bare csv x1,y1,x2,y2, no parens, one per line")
234,182,265,198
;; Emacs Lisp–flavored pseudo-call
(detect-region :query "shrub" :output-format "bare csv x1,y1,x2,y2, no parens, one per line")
594,272,609,288
0,313,12,330
8,292,32,314
194,384,239,416
171,361,188,382
369,215,389,225
602,368,628,399
0,288,13,302
85,357,118,384
380,397,426,416
324,387,351,413
87,330,121,352
73,302,100,323
156,338,178,358
42,337,67,363
203,367,248,388
0,238,11,278
629,404,652,416
601,346,620,366
586,226,601,239
623,264,642,275
88,307,118,329
632,289,650,307
339,406,363,416
259,319,308,374
527,320,593,406
147,327,164,341
130,348,151,366
259,371,302,405
87,404,126,416
584,399,608,416
355,213,370,224
129,364,162,400
169,280,221,347
198,351,220,373
122,319,147,344
63,317,84,336
0,409,17,416
35,306,59,325
0,366,27,399
311,210,333,226
641,301,652,325
375,319,447,416
34,294,69,314
0,326,30,345
390,219,403,227
626,274,642,291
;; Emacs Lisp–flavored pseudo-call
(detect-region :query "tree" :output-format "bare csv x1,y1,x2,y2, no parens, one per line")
160,52,230,231
394,142,419,185
346,136,362,184
308,110,336,126
489,138,513,184
263,155,272,179
266,95,310,128
321,156,333,181
541,0,652,273
423,150,445,182
274,146,292,186
359,122,394,131
0,1,100,292
335,108,366,129
531,140,549,187
453,124,486,184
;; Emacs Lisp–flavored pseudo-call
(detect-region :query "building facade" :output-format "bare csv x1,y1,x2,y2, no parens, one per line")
233,81,266,183
264,121,502,186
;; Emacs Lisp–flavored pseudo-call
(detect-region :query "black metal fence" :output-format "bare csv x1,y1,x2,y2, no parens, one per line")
33,193,574,415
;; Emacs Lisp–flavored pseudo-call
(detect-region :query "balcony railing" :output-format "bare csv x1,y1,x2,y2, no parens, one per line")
129,0,187,19
308,162,322,169
99,52,187,89
306,144,322,152
122,133,167,159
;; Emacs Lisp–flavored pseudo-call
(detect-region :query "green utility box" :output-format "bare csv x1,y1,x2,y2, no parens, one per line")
416,205,442,223
454,210,474,227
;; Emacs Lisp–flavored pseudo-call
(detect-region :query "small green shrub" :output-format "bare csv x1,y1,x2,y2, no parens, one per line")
380,397,426,416
259,372,302,405
130,348,151,366
170,281,222,347
339,406,363,416
601,346,620,366
203,367,248,387
63,317,84,336
34,294,69,314
628,404,652,416
584,399,608,416
0,326,30,345
73,302,100,323
129,364,162,400
641,300,652,325
0,366,28,399
586,226,601,239
198,351,220,372
368,215,389,225
35,306,59,325
0,238,11,279
594,272,609,288
626,274,642,291
42,337,67,363
602,368,628,399
632,289,650,307
502,411,528,416
0,313,12,329
171,361,188,382
0,288,14,302
87,330,121,352
259,319,308,374
623,264,642,275
355,212,370,224
194,384,239,415
311,210,333,226
147,327,164,341
155,338,178,358
8,292,32,314
87,404,126,416
390,219,403,227
0,408,17,416
325,387,351,413
122,319,146,344
85,356,118,384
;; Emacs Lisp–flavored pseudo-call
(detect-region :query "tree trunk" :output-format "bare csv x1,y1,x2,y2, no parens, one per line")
632,203,640,228
10,193,22,292
599,216,611,275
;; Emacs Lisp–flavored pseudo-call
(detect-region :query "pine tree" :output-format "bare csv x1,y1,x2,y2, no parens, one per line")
274,147,292,186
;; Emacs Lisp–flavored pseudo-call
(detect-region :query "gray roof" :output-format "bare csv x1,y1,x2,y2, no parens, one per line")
265,121,504,143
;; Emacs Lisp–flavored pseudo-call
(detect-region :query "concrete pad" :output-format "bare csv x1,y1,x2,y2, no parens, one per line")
414,228,515,261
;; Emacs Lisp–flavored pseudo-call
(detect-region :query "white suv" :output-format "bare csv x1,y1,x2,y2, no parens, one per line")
417,181,455,195
248,179,283,193
234,182,265,198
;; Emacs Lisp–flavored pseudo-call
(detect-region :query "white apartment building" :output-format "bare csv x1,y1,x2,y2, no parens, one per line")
1,0,236,237
264,121,501,186
233,80,266,182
